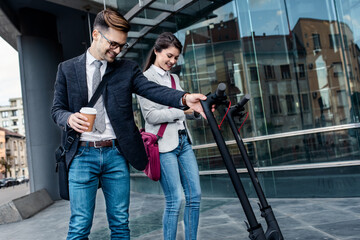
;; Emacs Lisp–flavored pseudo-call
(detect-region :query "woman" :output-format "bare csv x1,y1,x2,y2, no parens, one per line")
137,32,201,240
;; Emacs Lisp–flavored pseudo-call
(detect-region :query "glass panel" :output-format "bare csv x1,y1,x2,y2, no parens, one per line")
131,0,360,174
194,142,259,172
262,128,360,167
137,9,164,19
334,0,360,122
175,1,249,145
195,128,360,172
115,0,138,13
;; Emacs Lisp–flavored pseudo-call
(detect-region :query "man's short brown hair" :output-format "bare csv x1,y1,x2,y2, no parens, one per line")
94,8,130,32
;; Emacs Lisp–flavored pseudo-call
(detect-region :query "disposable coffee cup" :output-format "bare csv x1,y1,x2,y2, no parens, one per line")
80,107,97,132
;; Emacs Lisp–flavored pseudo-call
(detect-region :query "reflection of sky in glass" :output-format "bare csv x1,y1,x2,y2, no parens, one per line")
338,0,360,45
236,0,360,45
175,1,236,46
213,1,237,19
176,0,360,46
239,0,332,36
177,1,236,34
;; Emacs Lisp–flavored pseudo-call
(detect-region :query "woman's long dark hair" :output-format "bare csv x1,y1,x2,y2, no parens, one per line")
143,32,183,71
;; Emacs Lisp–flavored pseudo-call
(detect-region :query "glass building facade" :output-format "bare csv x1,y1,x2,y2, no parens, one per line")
2,0,360,198
129,0,360,198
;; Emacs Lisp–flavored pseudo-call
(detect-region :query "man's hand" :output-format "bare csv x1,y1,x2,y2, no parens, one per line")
184,93,215,119
68,112,90,133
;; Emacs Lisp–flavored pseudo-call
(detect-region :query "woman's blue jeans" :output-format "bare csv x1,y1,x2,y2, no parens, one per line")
159,133,201,240
67,143,130,240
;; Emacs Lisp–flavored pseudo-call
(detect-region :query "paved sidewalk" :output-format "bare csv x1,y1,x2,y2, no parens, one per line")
0,183,30,204
0,187,359,240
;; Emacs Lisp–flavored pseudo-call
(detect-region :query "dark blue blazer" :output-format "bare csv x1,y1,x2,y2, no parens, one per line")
51,53,185,170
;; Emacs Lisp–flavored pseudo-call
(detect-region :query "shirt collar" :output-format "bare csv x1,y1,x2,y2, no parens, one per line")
86,49,107,67
151,64,168,77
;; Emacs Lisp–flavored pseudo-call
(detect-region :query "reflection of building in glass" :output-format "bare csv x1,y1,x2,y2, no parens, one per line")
178,16,360,180
183,17,360,133
293,18,360,127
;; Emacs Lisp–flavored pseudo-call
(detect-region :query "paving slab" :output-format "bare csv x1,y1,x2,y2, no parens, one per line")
0,188,359,240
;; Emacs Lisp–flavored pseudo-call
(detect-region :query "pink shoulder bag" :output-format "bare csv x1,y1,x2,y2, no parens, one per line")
141,75,176,181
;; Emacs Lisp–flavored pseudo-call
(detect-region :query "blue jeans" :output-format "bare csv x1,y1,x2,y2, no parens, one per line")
159,133,201,240
67,143,130,240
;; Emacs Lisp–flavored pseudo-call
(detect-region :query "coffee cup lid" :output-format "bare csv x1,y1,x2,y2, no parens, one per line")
80,107,97,114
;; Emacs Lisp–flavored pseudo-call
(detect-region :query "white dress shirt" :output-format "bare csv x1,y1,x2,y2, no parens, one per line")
151,64,185,131
80,50,117,141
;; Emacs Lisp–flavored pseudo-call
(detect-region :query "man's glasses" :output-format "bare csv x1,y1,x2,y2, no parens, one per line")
99,31,129,50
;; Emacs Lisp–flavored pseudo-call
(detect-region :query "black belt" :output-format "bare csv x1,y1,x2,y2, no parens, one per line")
79,139,118,148
178,129,187,135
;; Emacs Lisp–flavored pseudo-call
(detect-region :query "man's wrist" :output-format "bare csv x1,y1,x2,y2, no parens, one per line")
66,115,72,128
182,93,190,107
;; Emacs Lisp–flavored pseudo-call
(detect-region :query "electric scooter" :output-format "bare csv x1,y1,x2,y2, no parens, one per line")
200,83,283,240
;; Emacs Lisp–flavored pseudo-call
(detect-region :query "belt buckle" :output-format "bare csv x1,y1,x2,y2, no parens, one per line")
94,141,101,148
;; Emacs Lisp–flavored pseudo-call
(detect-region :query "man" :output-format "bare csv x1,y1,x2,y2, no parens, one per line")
51,8,208,240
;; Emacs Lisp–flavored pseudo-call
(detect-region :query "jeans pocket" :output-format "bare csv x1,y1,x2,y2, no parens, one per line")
74,146,86,159
114,146,122,155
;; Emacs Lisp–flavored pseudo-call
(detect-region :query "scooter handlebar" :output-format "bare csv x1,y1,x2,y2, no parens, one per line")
237,94,251,109
216,83,226,97
201,83,228,112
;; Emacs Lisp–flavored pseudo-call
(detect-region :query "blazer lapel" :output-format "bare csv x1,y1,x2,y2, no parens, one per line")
74,54,116,106
98,60,116,105
74,53,88,106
